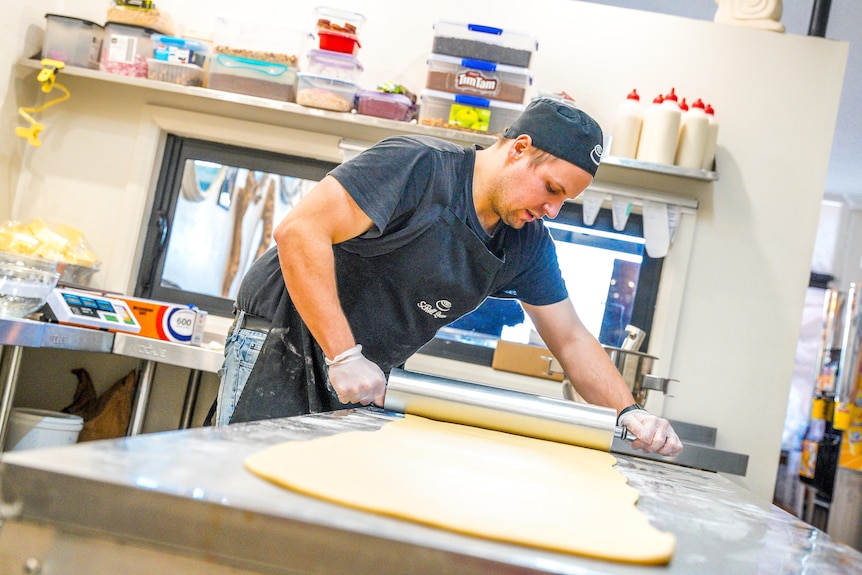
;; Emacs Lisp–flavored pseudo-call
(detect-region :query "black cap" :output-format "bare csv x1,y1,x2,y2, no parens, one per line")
503,98,604,177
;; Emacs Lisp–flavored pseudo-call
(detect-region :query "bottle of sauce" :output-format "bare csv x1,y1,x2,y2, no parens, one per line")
700,103,719,171
675,97,709,169
636,88,681,165
609,89,643,159
799,393,826,484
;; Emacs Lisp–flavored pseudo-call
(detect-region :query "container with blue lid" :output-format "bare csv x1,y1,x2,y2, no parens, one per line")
431,21,538,68
425,53,531,104
418,89,524,134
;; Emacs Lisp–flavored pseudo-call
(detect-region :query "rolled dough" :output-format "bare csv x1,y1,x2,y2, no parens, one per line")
244,414,675,565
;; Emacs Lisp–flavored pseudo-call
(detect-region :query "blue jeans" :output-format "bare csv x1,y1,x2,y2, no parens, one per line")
215,311,267,426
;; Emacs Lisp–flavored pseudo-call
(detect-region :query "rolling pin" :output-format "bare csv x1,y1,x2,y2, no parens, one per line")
383,368,635,452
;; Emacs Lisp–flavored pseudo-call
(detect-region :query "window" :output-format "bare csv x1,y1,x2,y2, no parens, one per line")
429,201,662,362
136,135,338,317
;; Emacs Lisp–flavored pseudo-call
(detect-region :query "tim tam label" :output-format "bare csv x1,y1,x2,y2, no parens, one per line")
455,71,499,95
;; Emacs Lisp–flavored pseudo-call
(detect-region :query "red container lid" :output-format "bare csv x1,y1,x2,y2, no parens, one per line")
318,29,360,55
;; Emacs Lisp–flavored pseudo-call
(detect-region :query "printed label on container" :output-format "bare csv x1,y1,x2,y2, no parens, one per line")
160,306,198,343
107,35,138,64
455,71,499,95
448,103,490,131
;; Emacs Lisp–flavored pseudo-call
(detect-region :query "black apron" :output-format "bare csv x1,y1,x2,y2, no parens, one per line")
229,208,504,423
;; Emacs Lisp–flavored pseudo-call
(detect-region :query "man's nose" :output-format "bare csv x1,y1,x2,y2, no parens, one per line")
543,201,563,219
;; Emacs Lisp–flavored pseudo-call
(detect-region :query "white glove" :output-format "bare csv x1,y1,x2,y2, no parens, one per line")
618,405,683,456
325,344,386,406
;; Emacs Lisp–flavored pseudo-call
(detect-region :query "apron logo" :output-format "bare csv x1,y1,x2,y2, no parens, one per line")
418,300,451,319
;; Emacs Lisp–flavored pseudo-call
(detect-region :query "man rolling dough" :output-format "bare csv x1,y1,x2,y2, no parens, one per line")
215,97,683,457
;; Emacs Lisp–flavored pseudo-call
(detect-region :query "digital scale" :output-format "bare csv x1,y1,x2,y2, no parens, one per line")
45,288,141,334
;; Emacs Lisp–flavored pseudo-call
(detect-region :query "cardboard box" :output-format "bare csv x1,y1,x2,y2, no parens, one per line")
114,296,207,346
491,340,564,381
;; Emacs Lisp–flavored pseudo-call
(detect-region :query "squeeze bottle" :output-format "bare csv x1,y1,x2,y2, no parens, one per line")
700,103,719,171
675,97,709,169
636,88,681,165
609,89,643,159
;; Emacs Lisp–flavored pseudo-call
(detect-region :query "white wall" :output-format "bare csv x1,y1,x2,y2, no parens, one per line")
1,0,849,501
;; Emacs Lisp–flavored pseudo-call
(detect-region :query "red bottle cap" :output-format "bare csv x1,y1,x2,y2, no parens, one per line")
705,103,715,115
627,89,640,101
653,94,664,104
692,98,706,110
663,87,678,102
679,97,689,111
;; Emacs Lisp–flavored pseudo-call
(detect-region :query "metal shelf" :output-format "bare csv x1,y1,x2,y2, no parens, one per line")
601,153,719,182
19,58,717,185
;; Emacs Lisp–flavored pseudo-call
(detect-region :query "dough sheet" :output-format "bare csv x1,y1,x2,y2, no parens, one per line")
244,414,676,565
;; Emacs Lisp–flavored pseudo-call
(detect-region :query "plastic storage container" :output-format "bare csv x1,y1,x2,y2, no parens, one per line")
296,73,357,112
5,408,83,451
212,14,304,68
418,89,523,134
208,53,298,101
151,34,207,66
314,6,366,36
425,54,531,104
305,49,363,83
314,6,364,55
356,90,415,121
42,14,104,70
101,21,157,77
146,59,206,86
431,21,538,68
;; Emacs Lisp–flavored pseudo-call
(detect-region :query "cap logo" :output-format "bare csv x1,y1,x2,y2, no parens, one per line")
590,144,603,166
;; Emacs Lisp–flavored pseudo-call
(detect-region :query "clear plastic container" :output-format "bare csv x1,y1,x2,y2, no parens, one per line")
146,59,206,86
101,22,157,77
418,89,523,134
151,34,207,67
305,49,363,83
356,90,415,121
212,14,304,67
208,53,298,101
43,14,104,70
432,21,538,68
314,6,366,36
425,54,531,104
296,73,357,112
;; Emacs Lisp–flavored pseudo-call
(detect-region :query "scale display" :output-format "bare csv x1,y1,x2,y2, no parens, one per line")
46,288,141,333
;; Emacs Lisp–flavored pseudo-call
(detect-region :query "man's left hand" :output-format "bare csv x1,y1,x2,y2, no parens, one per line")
618,408,683,456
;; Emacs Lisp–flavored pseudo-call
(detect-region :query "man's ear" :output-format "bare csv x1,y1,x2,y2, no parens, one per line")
509,134,532,159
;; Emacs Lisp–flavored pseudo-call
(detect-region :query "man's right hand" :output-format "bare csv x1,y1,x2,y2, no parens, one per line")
325,344,386,406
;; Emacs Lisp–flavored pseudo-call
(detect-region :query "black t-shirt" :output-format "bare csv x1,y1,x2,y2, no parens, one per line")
236,135,567,320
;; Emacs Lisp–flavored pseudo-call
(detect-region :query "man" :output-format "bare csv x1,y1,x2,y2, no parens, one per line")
216,97,682,457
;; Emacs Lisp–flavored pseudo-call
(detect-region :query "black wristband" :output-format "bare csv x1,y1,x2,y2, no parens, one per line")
617,403,645,424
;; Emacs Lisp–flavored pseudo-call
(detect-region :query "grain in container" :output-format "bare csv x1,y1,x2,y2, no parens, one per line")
431,21,538,68
425,54,531,104
296,73,357,112
42,14,104,70
418,89,523,135
212,14,304,69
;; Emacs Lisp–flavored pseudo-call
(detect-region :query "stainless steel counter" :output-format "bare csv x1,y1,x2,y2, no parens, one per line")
0,317,224,449
1,407,859,575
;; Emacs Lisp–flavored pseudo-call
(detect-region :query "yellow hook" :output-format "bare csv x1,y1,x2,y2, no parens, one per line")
15,59,70,147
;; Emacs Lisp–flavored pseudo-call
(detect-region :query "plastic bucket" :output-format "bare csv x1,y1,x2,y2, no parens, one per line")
5,408,83,451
